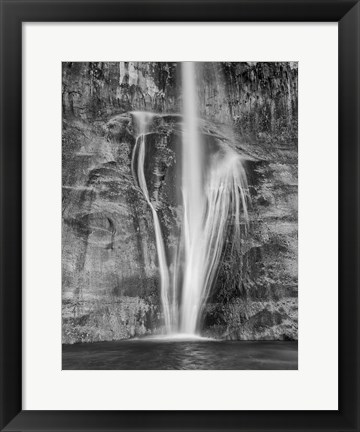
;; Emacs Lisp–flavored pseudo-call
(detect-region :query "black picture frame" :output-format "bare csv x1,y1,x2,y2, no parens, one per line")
0,1,359,431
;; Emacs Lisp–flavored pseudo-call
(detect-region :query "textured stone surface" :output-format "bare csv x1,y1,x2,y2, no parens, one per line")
62,62,298,343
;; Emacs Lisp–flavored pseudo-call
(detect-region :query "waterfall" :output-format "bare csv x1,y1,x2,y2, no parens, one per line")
130,63,249,336
180,62,249,335
131,112,172,333
180,62,206,334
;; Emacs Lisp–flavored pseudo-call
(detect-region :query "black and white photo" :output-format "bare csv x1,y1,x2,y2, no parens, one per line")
62,61,298,370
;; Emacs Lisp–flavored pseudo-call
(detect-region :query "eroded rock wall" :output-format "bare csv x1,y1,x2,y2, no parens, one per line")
62,62,297,343
62,62,180,119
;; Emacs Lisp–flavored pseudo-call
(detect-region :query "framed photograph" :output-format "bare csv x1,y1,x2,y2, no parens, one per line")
0,0,359,431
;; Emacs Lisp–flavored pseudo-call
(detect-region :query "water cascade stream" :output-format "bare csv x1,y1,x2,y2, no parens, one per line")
180,62,249,335
131,63,249,337
132,112,172,333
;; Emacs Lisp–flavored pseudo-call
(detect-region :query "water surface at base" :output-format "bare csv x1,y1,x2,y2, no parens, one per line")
62,340,297,370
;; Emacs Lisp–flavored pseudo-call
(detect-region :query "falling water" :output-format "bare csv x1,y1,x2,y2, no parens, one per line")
180,62,206,333
180,62,249,335
131,112,172,333
130,63,249,336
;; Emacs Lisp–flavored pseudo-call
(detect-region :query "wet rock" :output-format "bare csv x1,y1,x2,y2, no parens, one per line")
62,62,298,342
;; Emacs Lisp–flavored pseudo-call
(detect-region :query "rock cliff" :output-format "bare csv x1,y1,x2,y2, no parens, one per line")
62,62,298,343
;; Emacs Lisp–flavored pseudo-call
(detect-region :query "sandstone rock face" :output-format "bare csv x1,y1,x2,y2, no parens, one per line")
62,62,180,119
62,62,298,343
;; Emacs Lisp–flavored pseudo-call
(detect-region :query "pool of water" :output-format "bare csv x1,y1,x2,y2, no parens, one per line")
62,339,298,370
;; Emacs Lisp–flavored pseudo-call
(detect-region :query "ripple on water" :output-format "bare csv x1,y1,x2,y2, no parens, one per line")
62,340,298,370
131,333,218,342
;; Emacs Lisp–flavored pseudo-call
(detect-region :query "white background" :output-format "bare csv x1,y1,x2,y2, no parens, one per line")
23,23,338,410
